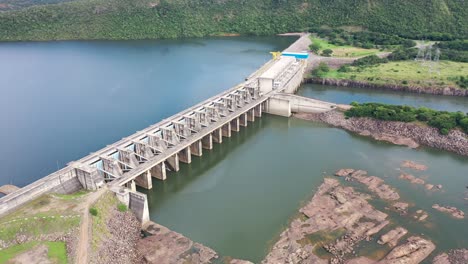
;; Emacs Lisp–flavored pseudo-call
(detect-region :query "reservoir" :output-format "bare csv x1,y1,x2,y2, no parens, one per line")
1,37,467,262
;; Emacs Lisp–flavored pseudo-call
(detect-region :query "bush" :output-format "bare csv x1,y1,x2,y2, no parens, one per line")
309,43,321,53
117,203,128,212
460,118,468,133
311,62,330,77
338,65,351,72
321,49,333,57
89,207,98,216
352,55,388,67
456,76,468,89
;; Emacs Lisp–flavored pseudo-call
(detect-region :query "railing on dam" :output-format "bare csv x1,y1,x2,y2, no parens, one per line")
0,34,310,216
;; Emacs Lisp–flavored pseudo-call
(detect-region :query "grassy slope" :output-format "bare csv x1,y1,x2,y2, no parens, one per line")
320,61,468,88
0,241,67,264
311,37,380,57
0,0,466,41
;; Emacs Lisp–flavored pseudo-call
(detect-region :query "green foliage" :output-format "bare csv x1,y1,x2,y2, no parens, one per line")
352,55,388,67
338,65,351,72
89,207,98,216
117,203,128,212
345,103,468,134
311,62,330,77
309,43,321,53
317,29,417,48
0,0,466,41
0,241,67,264
388,48,418,61
321,49,333,57
456,76,468,89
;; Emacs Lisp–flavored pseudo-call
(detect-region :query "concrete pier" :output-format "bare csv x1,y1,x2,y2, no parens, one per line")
150,162,166,181
166,154,179,172
202,134,213,150
190,140,203,157
240,113,248,127
231,117,240,132
247,109,255,122
222,123,232,138
134,171,152,189
212,128,222,144
179,147,191,164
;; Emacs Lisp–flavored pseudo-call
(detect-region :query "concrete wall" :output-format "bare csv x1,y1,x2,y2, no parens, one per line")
282,61,306,94
265,97,291,117
0,168,83,217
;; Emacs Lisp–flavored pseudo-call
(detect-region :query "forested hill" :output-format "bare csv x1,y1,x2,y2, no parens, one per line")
0,0,466,41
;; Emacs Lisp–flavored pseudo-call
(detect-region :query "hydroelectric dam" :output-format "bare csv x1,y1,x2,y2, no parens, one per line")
0,34,337,220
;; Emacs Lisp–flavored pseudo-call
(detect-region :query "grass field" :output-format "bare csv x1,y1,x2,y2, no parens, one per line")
321,60,468,88
310,37,380,58
90,191,118,251
0,241,67,264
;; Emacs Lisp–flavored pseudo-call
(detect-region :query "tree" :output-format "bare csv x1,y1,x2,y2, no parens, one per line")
309,43,321,53
311,62,330,77
321,49,333,57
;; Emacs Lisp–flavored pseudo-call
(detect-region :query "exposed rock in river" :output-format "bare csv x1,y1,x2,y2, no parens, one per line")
433,249,468,264
393,202,409,214
378,227,408,247
263,178,389,264
400,173,425,185
378,236,436,264
432,204,465,219
335,169,400,201
294,111,468,157
401,161,428,171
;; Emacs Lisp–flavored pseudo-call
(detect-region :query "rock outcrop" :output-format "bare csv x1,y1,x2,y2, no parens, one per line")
378,236,436,264
378,227,408,247
295,111,468,157
401,161,428,171
432,204,465,219
433,249,468,264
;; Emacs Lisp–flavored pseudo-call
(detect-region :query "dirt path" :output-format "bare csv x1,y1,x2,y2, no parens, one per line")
76,187,107,264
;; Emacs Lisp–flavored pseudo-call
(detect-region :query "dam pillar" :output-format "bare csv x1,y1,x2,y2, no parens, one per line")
134,171,152,189
265,97,291,117
190,140,203,157
127,180,136,192
247,108,255,122
240,113,248,127
212,128,222,144
150,162,166,181
254,104,262,117
202,133,213,150
230,117,240,132
166,154,180,172
222,122,231,137
179,147,192,164
128,191,150,224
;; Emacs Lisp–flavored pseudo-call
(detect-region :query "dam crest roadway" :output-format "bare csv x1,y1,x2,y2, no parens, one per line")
0,34,337,221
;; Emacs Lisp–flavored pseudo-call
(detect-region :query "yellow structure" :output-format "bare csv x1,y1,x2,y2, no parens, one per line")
270,51,282,60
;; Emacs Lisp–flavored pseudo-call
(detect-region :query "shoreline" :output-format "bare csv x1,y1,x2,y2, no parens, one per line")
304,77,468,97
294,110,468,157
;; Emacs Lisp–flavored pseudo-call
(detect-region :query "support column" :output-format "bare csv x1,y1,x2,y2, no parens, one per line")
134,171,152,189
202,134,213,150
166,154,179,172
230,117,240,132
212,128,222,144
247,109,255,122
254,104,262,117
240,113,248,127
179,147,191,164
127,180,136,192
222,122,232,138
150,162,167,181
190,140,203,157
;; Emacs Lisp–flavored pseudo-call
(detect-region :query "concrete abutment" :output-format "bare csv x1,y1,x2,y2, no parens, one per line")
134,171,152,189
150,162,167,181
190,140,203,157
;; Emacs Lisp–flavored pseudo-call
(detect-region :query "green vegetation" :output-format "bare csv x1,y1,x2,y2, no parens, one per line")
117,203,128,212
311,62,330,77
0,0,466,41
0,241,67,264
346,102,468,135
91,191,118,250
89,207,98,216
351,55,388,67
316,60,468,89
309,37,380,57
53,190,88,200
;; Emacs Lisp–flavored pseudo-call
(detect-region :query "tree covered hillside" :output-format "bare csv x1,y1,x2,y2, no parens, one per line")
0,0,466,41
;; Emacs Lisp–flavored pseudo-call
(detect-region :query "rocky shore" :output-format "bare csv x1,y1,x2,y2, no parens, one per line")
432,204,465,219
304,78,468,97
433,249,468,264
294,111,468,156
262,177,437,264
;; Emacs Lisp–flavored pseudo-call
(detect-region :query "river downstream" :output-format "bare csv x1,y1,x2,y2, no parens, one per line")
142,84,468,262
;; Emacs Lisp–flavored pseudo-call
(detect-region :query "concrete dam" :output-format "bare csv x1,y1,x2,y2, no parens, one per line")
0,34,336,220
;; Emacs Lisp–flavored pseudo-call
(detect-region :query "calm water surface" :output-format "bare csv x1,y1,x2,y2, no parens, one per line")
1,37,467,263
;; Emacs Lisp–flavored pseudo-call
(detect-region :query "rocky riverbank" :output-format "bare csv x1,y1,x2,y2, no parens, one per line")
304,78,468,97
263,177,437,264
294,110,468,156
